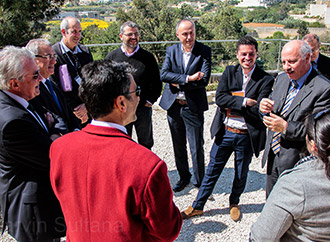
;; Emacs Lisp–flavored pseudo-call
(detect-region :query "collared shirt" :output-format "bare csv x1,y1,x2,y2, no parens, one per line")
224,65,256,130
294,66,312,92
177,44,195,100
91,120,127,134
60,40,82,55
4,90,49,132
120,44,140,57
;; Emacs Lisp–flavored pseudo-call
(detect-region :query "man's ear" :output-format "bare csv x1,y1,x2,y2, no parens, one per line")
61,29,66,35
9,78,20,90
114,95,126,112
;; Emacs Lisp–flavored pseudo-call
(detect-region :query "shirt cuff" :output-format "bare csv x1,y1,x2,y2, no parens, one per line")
242,97,247,107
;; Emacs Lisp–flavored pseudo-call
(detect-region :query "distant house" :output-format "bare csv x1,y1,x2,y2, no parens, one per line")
236,0,268,8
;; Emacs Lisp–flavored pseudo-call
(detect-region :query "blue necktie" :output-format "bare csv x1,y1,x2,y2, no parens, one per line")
45,79,62,112
271,80,298,154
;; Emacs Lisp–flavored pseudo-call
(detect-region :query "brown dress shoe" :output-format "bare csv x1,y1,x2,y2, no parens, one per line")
181,206,203,219
230,204,241,222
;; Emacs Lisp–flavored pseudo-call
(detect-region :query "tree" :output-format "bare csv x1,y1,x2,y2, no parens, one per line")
115,0,195,64
297,21,309,39
0,0,65,48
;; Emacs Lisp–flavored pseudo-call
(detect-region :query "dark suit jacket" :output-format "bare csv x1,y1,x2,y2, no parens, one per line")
315,53,330,80
262,69,330,172
0,91,65,242
159,41,211,113
210,64,274,157
30,77,81,133
52,42,93,110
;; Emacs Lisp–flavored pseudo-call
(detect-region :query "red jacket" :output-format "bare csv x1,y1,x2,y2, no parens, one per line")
50,124,182,241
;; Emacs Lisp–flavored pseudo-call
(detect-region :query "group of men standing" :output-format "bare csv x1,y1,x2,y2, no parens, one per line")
1,14,330,241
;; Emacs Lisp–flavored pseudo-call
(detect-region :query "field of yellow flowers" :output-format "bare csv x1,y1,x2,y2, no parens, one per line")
47,18,109,30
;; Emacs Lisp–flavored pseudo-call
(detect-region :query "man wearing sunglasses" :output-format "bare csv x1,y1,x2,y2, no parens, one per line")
0,46,65,242
260,40,330,196
105,21,162,150
49,60,182,241
26,38,81,134
52,16,93,126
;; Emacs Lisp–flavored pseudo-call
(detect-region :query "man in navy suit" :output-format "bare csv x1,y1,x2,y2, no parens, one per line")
0,46,65,241
26,38,81,133
159,19,211,192
181,36,274,221
303,33,330,80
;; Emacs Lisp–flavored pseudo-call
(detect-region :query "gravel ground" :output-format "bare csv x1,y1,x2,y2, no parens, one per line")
0,98,267,242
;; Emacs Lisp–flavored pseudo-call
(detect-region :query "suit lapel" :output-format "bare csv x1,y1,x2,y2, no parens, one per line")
235,65,244,90
284,70,315,117
245,67,259,95
176,44,185,74
274,75,291,113
185,42,199,74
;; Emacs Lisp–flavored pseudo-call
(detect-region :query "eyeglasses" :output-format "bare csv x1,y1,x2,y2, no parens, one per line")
123,32,139,37
35,54,57,60
122,86,141,97
23,70,40,80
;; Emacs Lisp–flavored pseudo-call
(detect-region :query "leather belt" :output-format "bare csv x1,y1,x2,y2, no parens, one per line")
225,125,248,134
175,99,188,105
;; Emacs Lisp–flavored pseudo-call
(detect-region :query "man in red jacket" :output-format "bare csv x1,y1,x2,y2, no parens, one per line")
49,60,182,242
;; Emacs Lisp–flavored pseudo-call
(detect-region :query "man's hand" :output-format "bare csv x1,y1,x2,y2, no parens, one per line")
263,113,288,132
246,98,257,107
74,104,88,123
260,98,275,114
171,83,179,87
44,112,55,128
188,71,205,82
145,102,152,107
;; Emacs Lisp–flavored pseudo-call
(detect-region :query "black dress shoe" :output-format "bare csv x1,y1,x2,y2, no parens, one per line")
173,179,190,192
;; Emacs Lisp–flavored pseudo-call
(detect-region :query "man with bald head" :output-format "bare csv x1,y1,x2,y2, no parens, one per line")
260,40,330,196
52,16,93,126
303,33,330,80
159,19,211,192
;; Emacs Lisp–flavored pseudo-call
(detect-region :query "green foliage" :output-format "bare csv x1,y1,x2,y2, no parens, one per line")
0,0,64,47
308,22,326,28
245,3,289,23
297,21,309,38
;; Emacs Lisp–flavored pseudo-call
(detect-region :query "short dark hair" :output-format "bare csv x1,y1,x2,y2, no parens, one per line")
79,60,134,119
236,35,258,52
305,109,330,179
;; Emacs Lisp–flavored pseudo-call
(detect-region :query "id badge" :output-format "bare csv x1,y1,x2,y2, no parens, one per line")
74,75,82,85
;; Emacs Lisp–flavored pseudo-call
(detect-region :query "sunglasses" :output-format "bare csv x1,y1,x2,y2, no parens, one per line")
35,54,58,60
24,70,40,80
122,86,141,97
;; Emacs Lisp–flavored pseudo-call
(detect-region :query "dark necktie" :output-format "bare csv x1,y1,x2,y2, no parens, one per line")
312,61,317,70
271,80,298,154
45,79,62,112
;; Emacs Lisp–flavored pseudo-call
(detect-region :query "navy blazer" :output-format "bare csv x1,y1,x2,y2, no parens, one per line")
210,64,274,157
262,69,330,171
315,53,330,80
30,77,81,133
159,41,211,113
0,91,65,241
